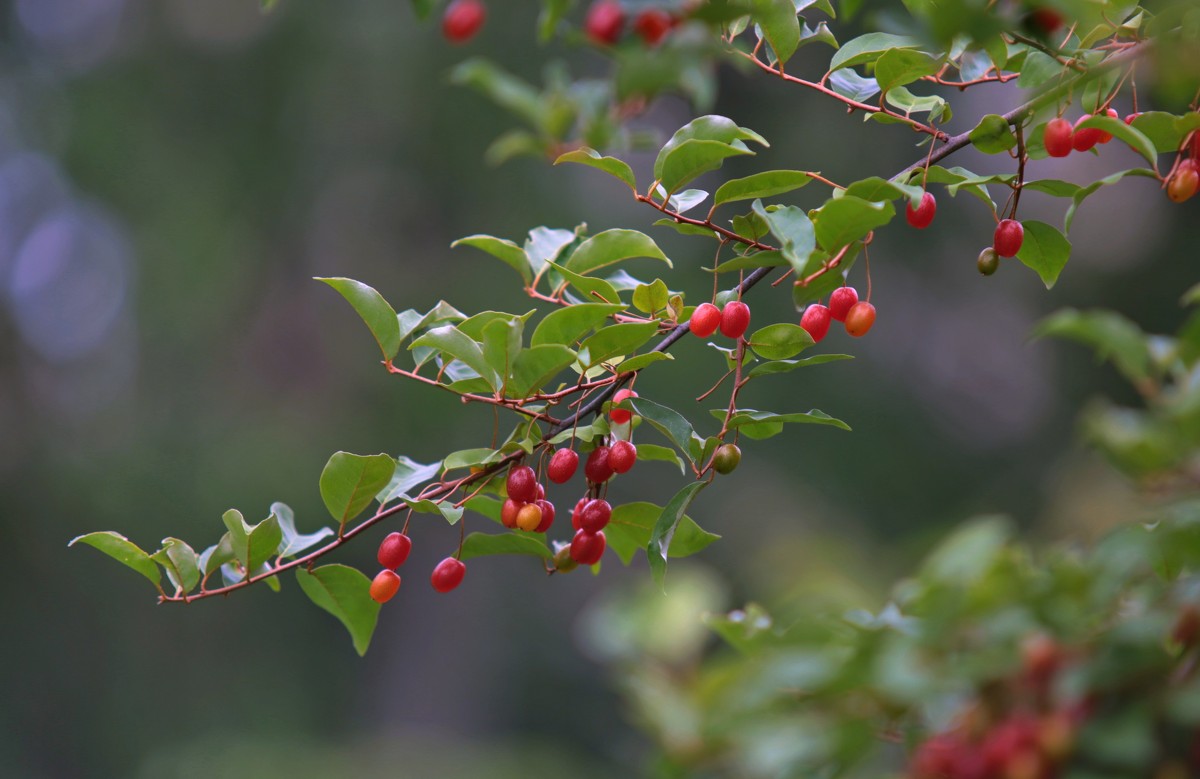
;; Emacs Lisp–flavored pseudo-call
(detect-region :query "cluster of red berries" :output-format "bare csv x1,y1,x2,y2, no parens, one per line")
584,1,679,47
1041,109,1121,157
799,285,876,343
909,634,1078,779
369,530,467,602
688,299,751,340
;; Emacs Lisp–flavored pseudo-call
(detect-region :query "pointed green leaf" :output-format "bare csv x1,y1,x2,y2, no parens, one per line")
715,408,851,438
753,0,802,64
747,323,815,360
1076,114,1158,167
410,325,499,388
752,200,816,272
1015,220,1071,290
461,532,553,561
198,533,235,577
658,139,756,195
151,537,201,594
221,509,283,575
628,397,697,461
270,502,334,559
554,148,637,194
812,196,895,250
829,32,923,72
69,531,161,587
510,344,577,397
295,565,380,656
874,48,941,92
1032,309,1152,384
747,353,853,377
531,303,626,346
402,498,464,525
316,278,401,361
646,482,709,586
319,452,397,529
606,501,719,565
564,229,671,276
713,170,813,208
616,351,674,373
632,279,670,313
632,444,686,473
451,235,532,285
578,322,660,368
968,114,1017,154
376,456,442,504
654,115,768,181
842,177,925,208
546,261,621,305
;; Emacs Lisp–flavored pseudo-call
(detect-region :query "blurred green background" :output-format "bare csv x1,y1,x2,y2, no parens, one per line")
1,1,1196,777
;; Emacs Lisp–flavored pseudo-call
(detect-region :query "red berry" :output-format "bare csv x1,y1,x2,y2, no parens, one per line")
800,304,832,343
430,557,466,593
515,502,543,532
828,286,858,322
506,465,539,504
609,440,637,473
994,219,1024,257
1124,112,1141,125
1029,7,1063,34
634,8,672,45
534,499,556,533
579,498,612,533
1072,115,1103,151
1096,107,1119,143
905,191,937,228
584,0,625,45
1190,131,1200,159
910,734,964,779
1043,117,1074,158
610,388,638,425
689,302,721,338
584,446,615,483
844,302,876,337
570,529,606,565
536,482,545,500
1168,160,1200,203
719,300,751,339
547,448,579,484
369,569,402,603
571,497,588,530
442,0,486,43
501,498,522,529
377,532,412,569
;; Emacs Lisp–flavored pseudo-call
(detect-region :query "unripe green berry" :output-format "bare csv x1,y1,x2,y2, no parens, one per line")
712,443,741,475
977,247,999,276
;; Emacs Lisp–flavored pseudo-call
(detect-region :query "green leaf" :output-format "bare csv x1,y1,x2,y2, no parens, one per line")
1032,309,1152,384
653,218,720,238
713,249,788,273
883,86,949,122
633,279,670,313
1015,220,1071,290
295,565,380,656
829,68,880,101
748,323,815,360
654,115,768,181
874,48,941,92
812,196,895,250
920,516,1011,586
410,325,499,388
319,452,397,529
481,318,524,391
753,0,802,64
564,228,670,276
713,170,813,208
647,482,709,586
221,509,283,575
271,502,334,559
747,353,853,377
316,278,401,361
841,177,925,209
151,537,201,594
442,448,496,471
449,58,546,130
510,344,578,397
1015,50,1063,89
1076,114,1159,167
829,32,922,72
920,165,996,207
1064,168,1157,232
616,351,674,373
69,531,161,588
198,533,235,577
525,226,580,277
752,200,816,272
658,139,756,195
377,456,442,504
716,408,851,438
450,235,532,285
1129,111,1200,156
461,532,553,561
968,114,1017,154
546,261,621,304
635,444,687,474
579,322,660,368
402,498,465,525
606,501,720,565
554,147,637,194
628,397,697,462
